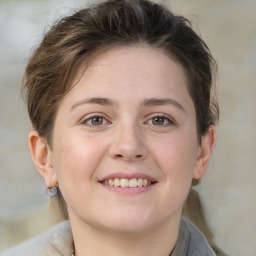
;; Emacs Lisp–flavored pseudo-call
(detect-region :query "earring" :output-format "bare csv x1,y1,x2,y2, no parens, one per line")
47,186,58,197
192,178,201,186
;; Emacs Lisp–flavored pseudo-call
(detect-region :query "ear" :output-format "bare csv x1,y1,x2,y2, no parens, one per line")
28,131,58,188
193,125,216,180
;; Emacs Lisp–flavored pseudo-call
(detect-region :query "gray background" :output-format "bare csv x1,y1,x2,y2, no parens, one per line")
0,0,255,255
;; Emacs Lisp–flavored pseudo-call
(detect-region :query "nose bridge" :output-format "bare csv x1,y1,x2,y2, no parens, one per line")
110,117,147,161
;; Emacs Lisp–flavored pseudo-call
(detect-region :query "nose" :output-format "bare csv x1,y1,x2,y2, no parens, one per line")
109,123,148,162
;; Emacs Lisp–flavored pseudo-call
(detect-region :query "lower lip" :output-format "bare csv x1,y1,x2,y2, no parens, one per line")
100,183,155,195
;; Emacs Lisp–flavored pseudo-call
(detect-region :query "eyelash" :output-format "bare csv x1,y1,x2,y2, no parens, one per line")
146,114,175,127
81,114,175,128
81,114,109,127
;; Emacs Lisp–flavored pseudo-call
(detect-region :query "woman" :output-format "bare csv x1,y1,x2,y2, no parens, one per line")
2,0,229,255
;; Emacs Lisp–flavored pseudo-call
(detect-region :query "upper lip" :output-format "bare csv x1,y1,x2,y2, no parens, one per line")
99,172,157,182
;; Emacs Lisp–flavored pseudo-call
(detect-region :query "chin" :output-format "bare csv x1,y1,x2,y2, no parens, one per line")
98,208,157,234
106,221,153,234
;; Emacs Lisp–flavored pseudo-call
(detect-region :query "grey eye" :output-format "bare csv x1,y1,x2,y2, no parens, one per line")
152,117,165,125
83,116,108,126
148,116,172,126
90,116,104,125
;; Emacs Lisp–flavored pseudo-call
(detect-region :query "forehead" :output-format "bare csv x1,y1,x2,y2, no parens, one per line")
70,45,189,97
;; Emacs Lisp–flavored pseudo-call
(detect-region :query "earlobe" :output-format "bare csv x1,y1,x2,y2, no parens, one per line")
28,131,58,188
193,126,216,180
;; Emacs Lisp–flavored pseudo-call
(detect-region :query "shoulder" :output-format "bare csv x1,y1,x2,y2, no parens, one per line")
171,216,216,256
1,221,72,256
179,216,230,256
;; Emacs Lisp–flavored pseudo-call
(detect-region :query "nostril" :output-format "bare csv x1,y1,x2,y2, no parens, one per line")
114,153,143,160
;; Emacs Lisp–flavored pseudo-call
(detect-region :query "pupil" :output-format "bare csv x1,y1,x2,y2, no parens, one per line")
153,117,164,125
92,117,102,125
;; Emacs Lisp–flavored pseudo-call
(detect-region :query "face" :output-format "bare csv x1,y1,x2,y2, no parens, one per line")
32,45,214,234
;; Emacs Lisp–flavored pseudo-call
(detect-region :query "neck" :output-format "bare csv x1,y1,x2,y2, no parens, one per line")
70,213,181,256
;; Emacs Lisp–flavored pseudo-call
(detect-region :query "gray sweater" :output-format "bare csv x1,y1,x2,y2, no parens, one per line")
1,216,229,256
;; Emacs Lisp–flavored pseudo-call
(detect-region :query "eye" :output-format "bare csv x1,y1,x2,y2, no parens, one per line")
82,115,108,126
147,115,174,126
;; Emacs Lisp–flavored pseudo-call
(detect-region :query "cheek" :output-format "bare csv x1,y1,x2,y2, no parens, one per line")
151,132,198,182
52,132,107,184
52,133,109,210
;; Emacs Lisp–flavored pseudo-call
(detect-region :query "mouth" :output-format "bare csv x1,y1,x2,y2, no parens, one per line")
101,178,155,188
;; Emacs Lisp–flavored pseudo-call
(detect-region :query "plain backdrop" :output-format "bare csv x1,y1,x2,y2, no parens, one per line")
0,0,255,255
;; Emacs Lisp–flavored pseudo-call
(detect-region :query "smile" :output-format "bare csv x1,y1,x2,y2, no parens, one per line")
101,178,153,188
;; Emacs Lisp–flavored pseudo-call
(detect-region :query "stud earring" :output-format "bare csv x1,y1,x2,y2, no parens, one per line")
47,186,58,197
192,178,201,186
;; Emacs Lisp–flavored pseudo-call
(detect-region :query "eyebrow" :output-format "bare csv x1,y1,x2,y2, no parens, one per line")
140,98,185,112
70,97,185,112
70,97,115,111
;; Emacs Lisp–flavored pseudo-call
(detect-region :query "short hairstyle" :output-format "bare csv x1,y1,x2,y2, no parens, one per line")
22,0,219,146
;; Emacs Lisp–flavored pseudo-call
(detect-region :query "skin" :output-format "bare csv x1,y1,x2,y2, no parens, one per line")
29,45,216,256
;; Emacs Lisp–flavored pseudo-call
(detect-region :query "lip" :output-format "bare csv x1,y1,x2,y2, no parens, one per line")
98,172,157,195
99,172,157,182
100,183,155,195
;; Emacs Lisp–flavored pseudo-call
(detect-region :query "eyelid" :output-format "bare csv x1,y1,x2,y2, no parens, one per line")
145,113,176,126
81,113,111,126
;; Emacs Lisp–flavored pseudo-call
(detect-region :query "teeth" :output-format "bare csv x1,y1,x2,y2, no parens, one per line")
102,178,152,188
109,179,114,186
143,179,148,187
129,178,137,188
102,180,108,185
137,178,143,187
114,178,120,187
120,178,129,187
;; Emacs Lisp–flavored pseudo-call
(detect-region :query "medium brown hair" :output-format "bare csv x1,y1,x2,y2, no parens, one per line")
23,0,219,146
23,0,221,253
